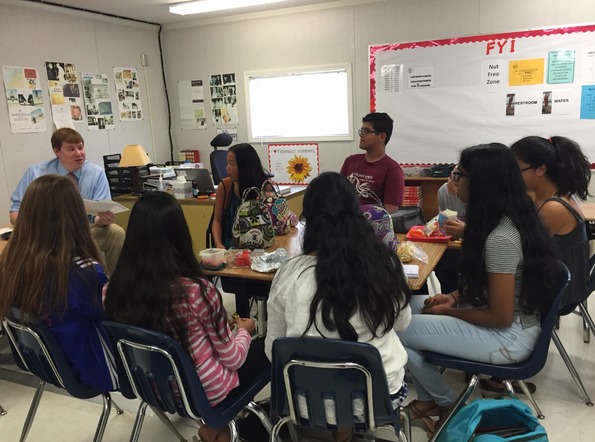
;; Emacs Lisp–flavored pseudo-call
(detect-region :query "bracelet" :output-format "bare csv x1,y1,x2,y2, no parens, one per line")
449,292,459,307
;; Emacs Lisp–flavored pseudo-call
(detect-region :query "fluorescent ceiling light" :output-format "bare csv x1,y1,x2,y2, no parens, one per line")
170,0,290,15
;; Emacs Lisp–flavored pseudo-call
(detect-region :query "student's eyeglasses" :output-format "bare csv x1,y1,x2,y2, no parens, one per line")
358,127,380,136
451,171,468,183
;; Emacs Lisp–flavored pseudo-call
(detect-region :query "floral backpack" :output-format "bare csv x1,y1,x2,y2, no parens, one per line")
232,187,275,250
360,191,398,252
260,179,293,235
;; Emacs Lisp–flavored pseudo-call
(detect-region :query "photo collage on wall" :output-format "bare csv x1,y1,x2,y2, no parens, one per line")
114,67,143,121
2,66,46,133
209,73,239,125
82,72,114,130
45,61,84,128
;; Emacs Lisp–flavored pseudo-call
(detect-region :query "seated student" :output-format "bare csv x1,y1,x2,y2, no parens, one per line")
340,112,404,214
434,165,467,293
265,172,411,442
212,143,271,250
104,191,269,442
437,165,467,239
397,144,558,437
0,175,117,391
474,135,593,396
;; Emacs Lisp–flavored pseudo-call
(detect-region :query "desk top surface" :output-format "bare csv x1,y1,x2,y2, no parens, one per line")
203,229,447,290
114,185,307,206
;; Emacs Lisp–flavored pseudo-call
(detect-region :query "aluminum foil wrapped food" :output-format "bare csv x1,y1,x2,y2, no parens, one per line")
251,248,290,273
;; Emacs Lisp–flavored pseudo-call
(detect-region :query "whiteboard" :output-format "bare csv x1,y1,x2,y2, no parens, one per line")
370,25,595,163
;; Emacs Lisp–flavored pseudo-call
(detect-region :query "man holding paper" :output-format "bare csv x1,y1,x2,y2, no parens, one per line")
9,128,125,274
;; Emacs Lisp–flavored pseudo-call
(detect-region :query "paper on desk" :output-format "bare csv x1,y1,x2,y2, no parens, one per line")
83,199,129,215
403,264,419,278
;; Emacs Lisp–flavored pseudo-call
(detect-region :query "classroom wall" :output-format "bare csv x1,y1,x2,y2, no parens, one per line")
0,2,168,224
162,0,595,176
2,0,595,225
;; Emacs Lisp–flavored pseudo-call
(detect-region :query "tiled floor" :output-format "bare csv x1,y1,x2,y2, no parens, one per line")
2,292,595,441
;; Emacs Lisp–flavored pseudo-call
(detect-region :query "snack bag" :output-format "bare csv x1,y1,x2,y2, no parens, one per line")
424,215,440,237
437,209,458,234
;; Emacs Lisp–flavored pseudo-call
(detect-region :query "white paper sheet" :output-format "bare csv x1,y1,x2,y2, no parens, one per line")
403,264,419,278
83,199,129,215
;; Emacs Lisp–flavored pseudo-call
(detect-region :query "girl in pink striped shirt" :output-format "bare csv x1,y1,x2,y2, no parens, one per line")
104,191,269,442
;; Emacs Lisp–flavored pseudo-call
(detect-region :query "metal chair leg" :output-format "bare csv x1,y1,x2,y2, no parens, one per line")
148,404,188,442
429,374,479,442
20,379,46,442
270,416,292,442
0,404,6,416
582,300,590,343
244,401,273,434
93,393,113,442
228,419,239,442
399,408,411,442
129,402,148,442
552,331,594,406
112,399,124,415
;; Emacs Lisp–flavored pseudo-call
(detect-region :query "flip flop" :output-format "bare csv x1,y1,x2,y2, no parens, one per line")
404,400,442,420
479,377,537,395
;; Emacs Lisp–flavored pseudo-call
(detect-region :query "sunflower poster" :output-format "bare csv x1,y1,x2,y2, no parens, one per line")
268,143,319,185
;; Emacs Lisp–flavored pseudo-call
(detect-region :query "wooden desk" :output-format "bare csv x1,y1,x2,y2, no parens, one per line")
114,186,306,253
0,239,7,254
396,234,448,291
580,202,595,222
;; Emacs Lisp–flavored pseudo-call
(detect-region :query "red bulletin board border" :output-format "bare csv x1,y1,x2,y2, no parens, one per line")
369,24,595,111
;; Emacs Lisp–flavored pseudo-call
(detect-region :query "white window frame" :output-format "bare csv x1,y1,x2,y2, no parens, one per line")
244,63,353,143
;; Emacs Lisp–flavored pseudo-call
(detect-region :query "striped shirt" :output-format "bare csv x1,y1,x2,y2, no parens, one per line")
483,217,539,328
164,277,252,406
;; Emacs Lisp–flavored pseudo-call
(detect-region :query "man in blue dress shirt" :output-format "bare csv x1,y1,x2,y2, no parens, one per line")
9,128,125,274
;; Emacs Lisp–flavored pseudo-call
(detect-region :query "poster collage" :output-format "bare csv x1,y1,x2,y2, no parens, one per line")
1,61,144,133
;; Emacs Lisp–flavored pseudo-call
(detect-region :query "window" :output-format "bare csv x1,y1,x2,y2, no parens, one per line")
245,64,353,142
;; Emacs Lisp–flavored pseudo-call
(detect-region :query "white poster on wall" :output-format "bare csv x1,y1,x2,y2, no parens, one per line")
209,73,239,125
370,24,595,162
2,66,46,133
45,61,83,128
178,79,206,129
268,143,319,185
81,72,114,130
113,67,143,121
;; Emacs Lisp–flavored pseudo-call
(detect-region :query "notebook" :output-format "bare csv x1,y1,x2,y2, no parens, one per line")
174,168,215,195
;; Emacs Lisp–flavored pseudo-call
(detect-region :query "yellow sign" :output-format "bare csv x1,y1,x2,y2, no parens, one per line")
509,59,544,86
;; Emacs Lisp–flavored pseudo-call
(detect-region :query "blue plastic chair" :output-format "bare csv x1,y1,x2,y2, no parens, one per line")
423,261,571,442
550,253,595,406
269,336,410,442
102,321,272,442
3,312,121,442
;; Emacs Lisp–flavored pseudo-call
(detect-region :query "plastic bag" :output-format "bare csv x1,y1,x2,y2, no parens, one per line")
397,240,428,264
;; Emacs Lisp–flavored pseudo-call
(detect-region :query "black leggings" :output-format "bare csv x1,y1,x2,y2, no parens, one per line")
226,337,270,399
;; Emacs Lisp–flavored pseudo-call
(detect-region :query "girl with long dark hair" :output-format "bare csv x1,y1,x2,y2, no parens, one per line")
265,172,411,442
104,192,268,442
397,144,558,436
211,143,270,249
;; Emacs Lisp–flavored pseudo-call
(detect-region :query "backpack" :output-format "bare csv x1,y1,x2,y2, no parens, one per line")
391,205,425,234
436,399,548,442
232,187,275,250
360,191,398,251
260,179,292,235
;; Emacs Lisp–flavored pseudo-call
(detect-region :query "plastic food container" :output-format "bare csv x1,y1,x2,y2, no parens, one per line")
227,249,252,268
199,248,227,270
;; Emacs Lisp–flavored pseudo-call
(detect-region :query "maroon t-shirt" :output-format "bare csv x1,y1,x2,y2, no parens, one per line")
340,154,404,208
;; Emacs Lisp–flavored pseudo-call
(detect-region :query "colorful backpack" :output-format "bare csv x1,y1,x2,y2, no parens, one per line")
360,191,398,252
260,179,292,235
232,187,275,250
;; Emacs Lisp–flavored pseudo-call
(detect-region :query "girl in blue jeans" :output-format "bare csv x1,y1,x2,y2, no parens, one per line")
397,144,558,437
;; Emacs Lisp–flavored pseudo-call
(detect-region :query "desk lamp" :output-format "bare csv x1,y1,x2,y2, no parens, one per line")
118,144,152,195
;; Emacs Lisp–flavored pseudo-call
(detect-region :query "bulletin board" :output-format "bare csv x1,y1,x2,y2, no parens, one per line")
370,25,595,163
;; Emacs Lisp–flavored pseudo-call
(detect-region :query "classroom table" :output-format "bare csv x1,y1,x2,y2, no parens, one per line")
0,238,6,254
203,229,448,336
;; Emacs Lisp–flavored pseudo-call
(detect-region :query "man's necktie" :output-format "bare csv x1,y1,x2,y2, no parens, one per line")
67,172,79,186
